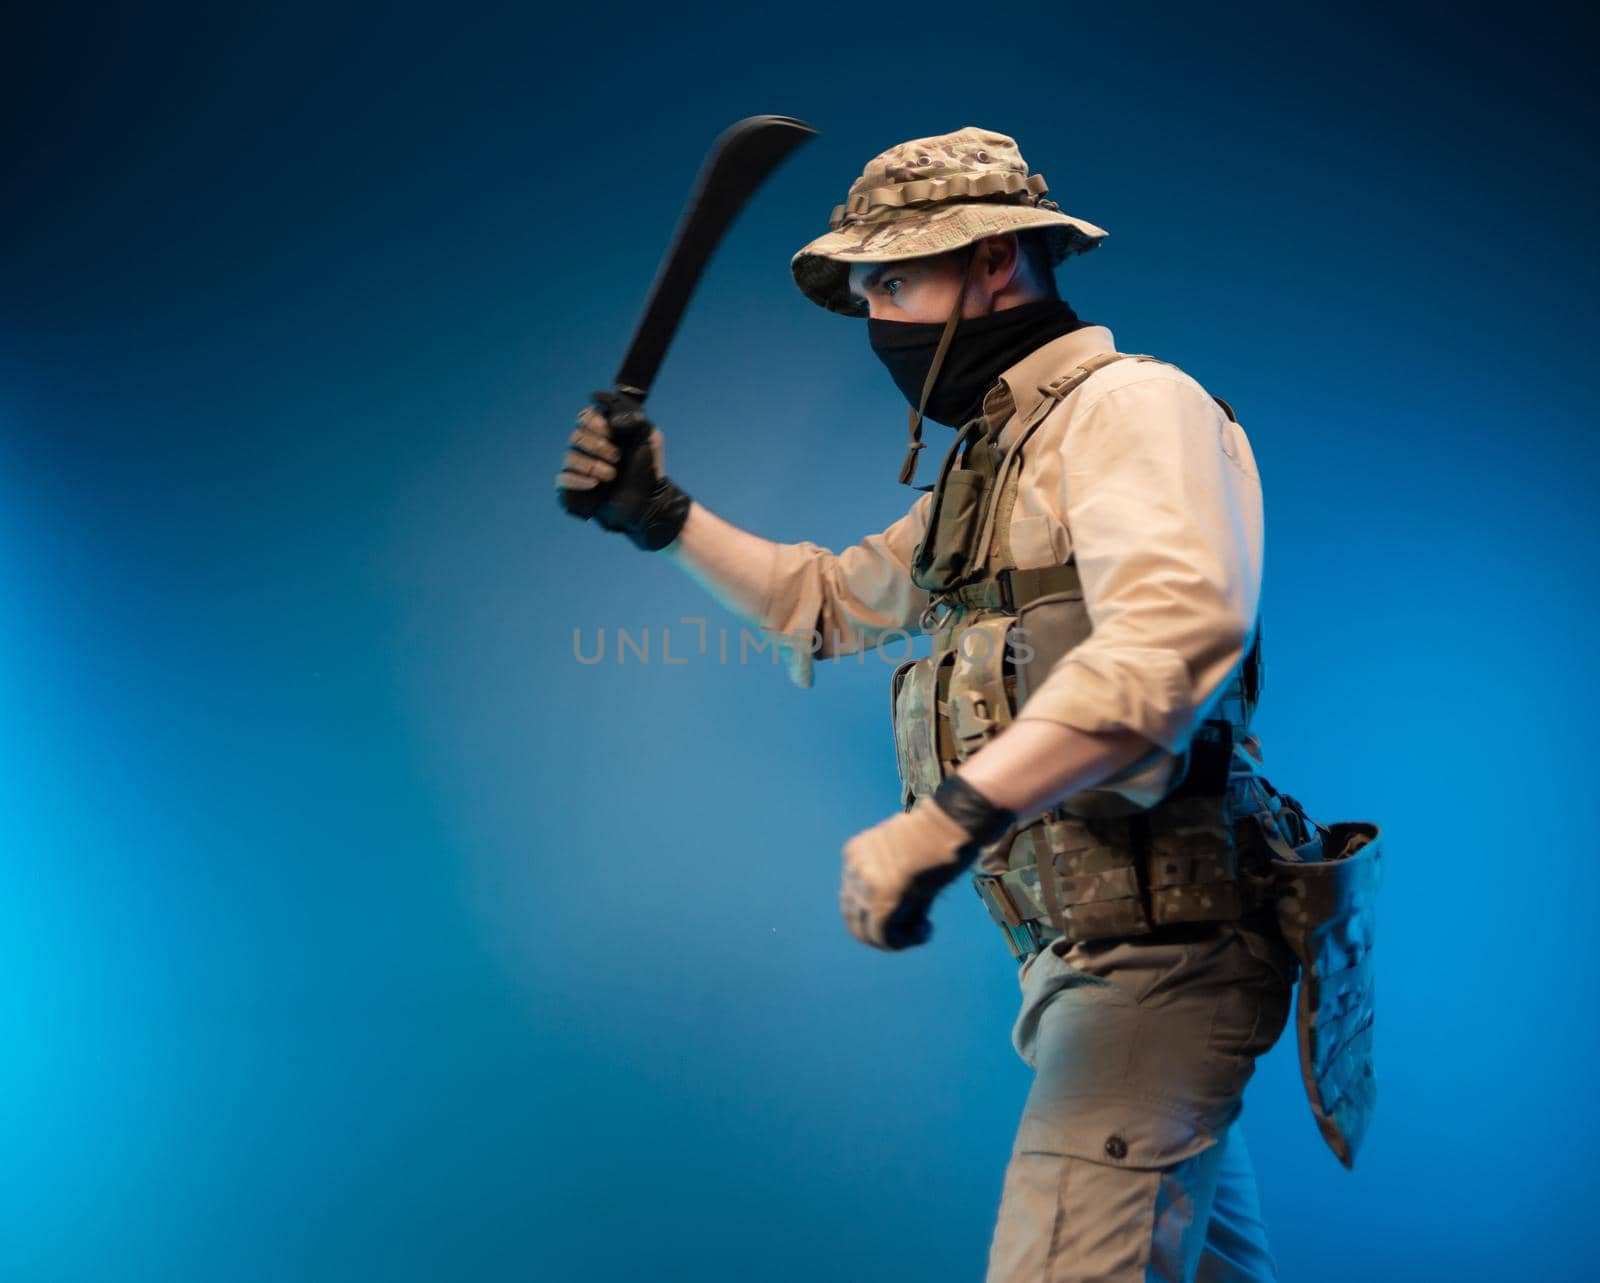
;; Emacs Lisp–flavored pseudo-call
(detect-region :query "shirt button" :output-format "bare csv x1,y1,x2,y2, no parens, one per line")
1104,1135,1129,1160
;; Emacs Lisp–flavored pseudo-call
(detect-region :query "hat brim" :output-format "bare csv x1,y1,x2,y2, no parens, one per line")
791,203,1108,316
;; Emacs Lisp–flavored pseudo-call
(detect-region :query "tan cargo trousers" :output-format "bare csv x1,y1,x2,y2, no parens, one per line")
984,921,1297,1282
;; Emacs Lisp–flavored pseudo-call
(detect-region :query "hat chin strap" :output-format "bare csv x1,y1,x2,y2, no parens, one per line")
898,246,983,488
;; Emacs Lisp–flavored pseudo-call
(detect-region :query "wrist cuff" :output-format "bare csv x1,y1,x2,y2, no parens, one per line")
629,478,693,552
932,775,1017,848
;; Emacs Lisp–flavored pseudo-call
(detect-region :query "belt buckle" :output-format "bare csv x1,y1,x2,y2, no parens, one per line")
973,872,1023,927
1005,919,1043,962
973,873,1043,962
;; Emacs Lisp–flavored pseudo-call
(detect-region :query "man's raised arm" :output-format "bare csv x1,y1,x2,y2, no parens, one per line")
558,395,933,687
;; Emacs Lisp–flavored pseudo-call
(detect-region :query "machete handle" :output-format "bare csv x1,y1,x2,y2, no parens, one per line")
558,388,650,519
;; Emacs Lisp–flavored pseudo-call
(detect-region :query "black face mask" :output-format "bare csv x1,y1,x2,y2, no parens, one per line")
868,298,1087,427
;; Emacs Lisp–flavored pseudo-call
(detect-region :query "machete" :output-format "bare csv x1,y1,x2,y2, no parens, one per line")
563,114,816,517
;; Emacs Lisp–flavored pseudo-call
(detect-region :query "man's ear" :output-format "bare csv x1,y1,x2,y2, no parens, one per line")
979,233,1021,294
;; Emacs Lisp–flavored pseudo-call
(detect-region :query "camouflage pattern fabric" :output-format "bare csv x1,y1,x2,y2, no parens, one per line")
946,616,1016,759
792,126,1108,316
1271,821,1383,1167
1034,816,1151,940
1146,796,1250,927
889,647,956,806
981,791,1266,951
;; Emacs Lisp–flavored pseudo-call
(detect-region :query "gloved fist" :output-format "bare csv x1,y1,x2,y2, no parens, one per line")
556,390,692,552
840,793,985,951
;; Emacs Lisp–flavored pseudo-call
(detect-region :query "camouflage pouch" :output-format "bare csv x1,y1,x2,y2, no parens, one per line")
1144,795,1248,927
1269,816,1383,1168
889,647,958,809
1014,814,1152,940
946,616,1015,760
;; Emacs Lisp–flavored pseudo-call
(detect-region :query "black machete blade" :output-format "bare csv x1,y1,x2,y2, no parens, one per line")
613,114,817,402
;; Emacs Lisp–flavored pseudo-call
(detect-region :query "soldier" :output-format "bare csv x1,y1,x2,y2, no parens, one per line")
557,126,1379,1283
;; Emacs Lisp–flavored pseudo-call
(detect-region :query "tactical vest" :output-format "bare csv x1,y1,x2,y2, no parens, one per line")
886,351,1384,1167
889,353,1264,943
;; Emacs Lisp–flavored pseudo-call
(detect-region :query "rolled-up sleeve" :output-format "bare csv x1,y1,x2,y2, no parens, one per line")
756,492,934,688
1015,370,1263,766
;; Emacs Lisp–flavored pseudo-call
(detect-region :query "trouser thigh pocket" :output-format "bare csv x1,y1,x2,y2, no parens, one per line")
988,1136,1241,1283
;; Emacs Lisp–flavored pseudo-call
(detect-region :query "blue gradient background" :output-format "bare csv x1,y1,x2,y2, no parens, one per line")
3,3,1596,1279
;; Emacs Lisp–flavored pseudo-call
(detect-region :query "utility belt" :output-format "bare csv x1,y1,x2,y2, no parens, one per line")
971,782,1276,963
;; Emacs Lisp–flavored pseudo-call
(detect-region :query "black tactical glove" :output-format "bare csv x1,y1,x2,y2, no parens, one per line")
556,390,693,552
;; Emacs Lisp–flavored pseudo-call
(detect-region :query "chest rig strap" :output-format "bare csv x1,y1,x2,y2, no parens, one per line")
941,562,1082,614
910,352,1148,629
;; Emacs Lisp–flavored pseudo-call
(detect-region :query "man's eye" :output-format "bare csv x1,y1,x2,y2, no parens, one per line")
883,278,903,296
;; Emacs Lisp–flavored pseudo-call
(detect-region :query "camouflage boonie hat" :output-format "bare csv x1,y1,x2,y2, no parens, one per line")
791,126,1108,316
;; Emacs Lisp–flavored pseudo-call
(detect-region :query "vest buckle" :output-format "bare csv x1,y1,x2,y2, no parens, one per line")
919,597,956,633
993,568,1017,612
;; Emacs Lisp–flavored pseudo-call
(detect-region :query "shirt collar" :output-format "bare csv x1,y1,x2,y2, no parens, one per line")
980,324,1118,431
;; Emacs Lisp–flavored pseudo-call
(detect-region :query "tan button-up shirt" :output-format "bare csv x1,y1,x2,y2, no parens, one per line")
755,324,1264,805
